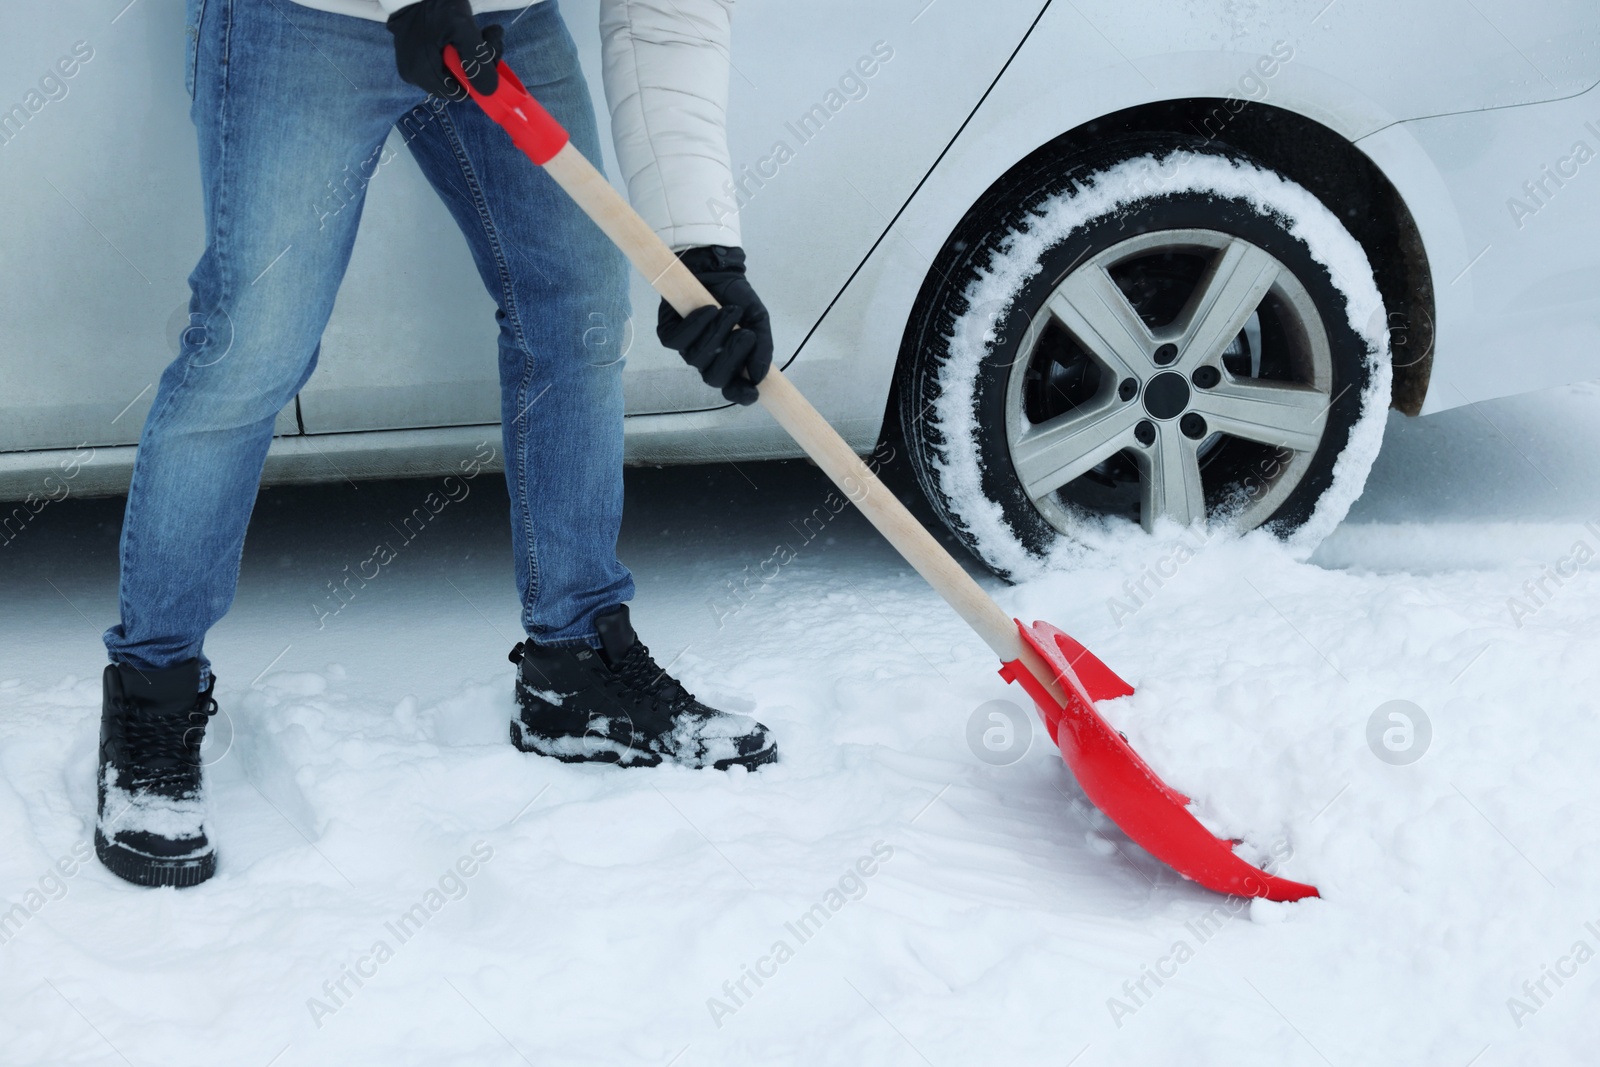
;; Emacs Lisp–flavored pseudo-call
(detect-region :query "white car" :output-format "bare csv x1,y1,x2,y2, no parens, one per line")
5,0,1599,574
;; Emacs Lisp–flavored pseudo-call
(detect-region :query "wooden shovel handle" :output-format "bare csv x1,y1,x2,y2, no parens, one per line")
448,51,1070,696
542,141,1028,657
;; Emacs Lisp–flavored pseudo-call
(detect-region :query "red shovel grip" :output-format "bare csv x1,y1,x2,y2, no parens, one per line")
443,45,570,165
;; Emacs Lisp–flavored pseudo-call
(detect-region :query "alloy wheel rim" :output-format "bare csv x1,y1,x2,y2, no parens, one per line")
1002,228,1335,536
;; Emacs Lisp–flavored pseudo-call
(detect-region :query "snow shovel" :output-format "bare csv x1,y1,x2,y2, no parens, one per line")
448,51,1318,902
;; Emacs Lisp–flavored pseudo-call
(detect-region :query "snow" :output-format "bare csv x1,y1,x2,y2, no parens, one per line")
933,151,1392,576
100,767,210,845
4,383,1600,1065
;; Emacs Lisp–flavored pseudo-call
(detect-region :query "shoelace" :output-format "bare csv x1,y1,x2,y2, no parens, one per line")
610,642,692,709
114,689,218,794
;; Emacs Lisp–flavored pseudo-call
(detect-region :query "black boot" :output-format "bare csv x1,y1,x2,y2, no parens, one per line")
95,660,219,888
510,605,777,770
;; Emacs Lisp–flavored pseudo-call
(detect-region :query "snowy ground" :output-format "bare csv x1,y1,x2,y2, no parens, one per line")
3,383,1599,1066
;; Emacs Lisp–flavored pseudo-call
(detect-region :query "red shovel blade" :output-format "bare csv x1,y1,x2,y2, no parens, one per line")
1000,620,1318,902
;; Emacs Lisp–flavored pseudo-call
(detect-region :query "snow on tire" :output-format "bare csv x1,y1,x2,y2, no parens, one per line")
897,141,1393,579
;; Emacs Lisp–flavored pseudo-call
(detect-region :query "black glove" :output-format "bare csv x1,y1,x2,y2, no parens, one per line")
657,245,773,406
387,0,503,100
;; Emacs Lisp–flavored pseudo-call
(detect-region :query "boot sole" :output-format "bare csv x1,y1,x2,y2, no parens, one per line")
510,720,777,771
95,829,216,888
717,741,779,772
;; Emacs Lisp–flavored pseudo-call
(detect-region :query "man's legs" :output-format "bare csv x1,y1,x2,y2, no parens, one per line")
401,2,633,647
105,1,412,676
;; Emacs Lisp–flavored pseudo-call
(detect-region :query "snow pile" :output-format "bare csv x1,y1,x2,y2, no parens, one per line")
933,151,1393,576
3,387,1600,1064
7,517,1600,1064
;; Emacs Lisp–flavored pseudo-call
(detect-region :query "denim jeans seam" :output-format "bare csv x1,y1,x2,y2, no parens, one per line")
432,105,544,635
185,0,207,101
537,636,603,650
216,0,236,327
192,0,235,669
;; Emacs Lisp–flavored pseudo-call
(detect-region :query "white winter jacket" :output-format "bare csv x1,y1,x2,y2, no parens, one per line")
289,0,740,249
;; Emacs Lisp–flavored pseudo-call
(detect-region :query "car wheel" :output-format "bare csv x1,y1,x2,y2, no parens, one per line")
898,137,1392,578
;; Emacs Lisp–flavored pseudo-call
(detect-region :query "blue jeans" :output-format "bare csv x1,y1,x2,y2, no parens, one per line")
104,0,633,677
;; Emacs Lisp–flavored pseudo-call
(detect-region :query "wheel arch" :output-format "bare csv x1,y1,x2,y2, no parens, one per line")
888,97,1435,447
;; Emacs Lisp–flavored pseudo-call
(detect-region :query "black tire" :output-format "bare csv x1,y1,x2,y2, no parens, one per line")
897,136,1388,579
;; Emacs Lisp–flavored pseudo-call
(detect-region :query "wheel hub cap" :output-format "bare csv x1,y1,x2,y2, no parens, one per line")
1141,372,1190,420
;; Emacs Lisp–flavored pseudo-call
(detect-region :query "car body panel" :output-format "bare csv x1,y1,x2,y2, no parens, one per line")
7,0,1600,503
1361,82,1600,412
1069,0,1600,119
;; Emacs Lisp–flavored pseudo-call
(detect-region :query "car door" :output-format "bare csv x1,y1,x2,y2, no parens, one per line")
0,2,298,456
294,0,1051,433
